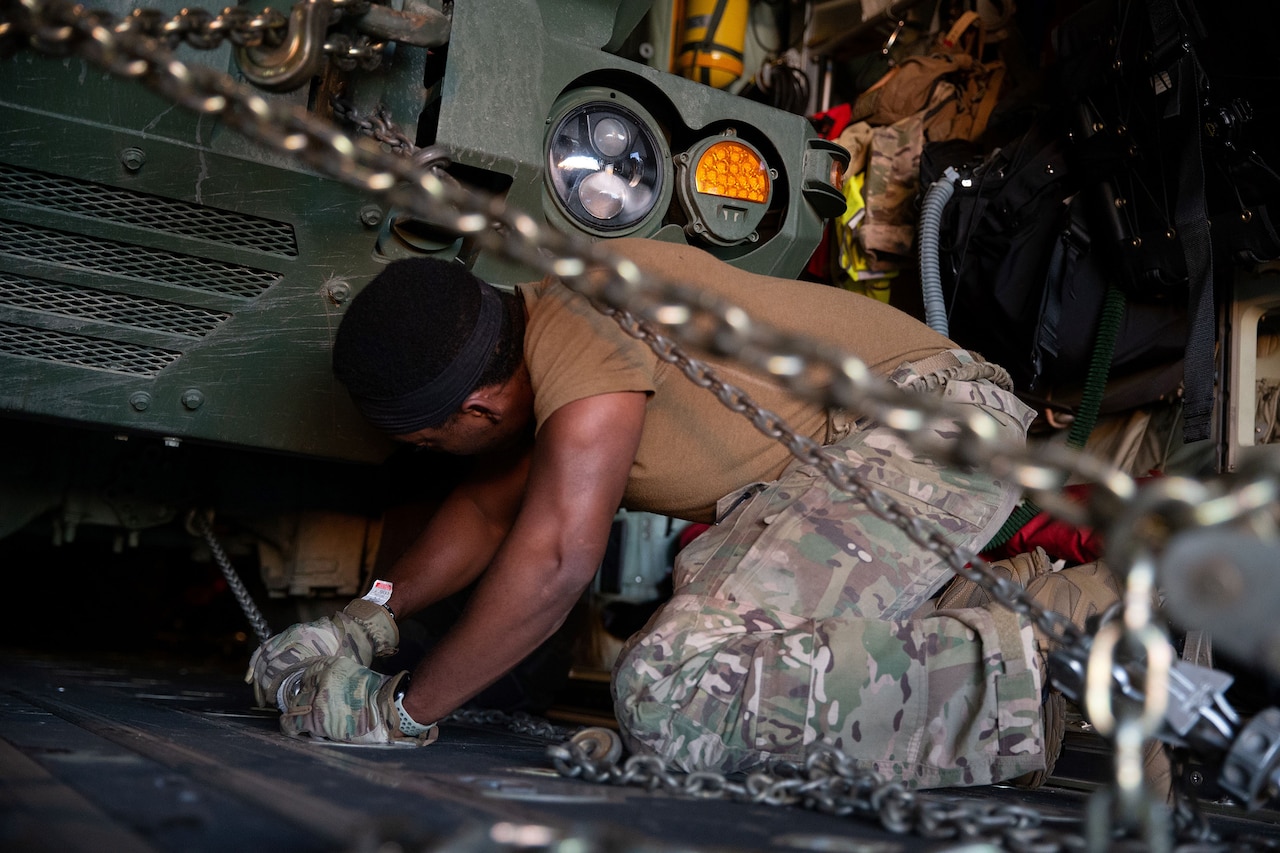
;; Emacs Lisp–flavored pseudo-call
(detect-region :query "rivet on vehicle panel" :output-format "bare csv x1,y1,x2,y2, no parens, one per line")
121,147,146,171
326,280,351,305
359,204,384,227
181,389,205,410
129,391,152,412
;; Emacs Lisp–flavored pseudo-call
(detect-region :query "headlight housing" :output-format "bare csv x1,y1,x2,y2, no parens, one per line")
674,131,775,247
544,89,671,237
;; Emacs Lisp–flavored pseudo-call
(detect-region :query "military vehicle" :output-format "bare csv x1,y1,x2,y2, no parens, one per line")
0,0,846,612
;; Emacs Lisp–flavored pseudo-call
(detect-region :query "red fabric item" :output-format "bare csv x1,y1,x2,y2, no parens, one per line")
678,523,711,552
982,475,1162,565
805,226,834,281
811,103,854,140
982,506,1103,564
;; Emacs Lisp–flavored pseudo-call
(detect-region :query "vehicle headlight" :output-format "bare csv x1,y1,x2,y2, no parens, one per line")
545,92,669,236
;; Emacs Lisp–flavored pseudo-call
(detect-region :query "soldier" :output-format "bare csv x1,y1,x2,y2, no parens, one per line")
247,238,1122,789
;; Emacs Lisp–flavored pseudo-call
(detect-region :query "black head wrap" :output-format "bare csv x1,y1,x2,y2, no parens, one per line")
333,258,505,434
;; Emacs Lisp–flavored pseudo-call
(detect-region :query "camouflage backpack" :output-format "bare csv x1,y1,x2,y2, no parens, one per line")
849,11,1006,272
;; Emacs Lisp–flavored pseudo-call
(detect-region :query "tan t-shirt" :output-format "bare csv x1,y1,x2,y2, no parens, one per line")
520,238,954,523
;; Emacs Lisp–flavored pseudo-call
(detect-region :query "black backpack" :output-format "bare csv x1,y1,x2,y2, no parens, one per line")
920,0,1280,443
925,129,1189,413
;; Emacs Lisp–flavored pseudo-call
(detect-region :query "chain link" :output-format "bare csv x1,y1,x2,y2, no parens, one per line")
546,739,1278,852
116,4,281,50
32,0,375,58
188,511,274,646
444,707,580,742
323,32,385,71
331,99,428,160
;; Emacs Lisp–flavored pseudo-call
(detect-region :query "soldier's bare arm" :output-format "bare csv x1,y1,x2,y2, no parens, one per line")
398,390,647,725
381,441,534,617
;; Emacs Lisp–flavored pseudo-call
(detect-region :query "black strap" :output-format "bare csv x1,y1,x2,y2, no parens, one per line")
1032,200,1087,384
1146,0,1215,443
699,0,732,53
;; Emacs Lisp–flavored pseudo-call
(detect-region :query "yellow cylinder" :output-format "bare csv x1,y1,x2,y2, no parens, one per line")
676,0,748,90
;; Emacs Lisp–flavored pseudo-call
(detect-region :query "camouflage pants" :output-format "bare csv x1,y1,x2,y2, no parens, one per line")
612,350,1045,788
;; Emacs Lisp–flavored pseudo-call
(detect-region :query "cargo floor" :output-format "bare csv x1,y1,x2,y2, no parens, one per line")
4,648,1280,853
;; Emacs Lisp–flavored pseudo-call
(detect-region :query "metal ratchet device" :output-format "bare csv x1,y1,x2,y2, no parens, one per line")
1049,639,1280,810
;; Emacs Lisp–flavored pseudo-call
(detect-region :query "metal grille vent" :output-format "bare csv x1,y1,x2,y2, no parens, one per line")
0,219,281,298
0,163,299,257
0,321,181,376
0,272,230,338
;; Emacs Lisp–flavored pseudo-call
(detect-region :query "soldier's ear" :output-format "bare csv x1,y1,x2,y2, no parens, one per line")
458,386,503,422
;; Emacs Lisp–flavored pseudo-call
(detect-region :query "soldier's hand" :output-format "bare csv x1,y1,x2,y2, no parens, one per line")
276,656,437,746
244,599,399,708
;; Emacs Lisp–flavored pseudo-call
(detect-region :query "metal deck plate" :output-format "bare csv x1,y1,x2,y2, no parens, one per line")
4,650,1280,853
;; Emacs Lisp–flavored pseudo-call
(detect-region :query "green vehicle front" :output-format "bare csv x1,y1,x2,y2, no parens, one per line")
0,0,843,609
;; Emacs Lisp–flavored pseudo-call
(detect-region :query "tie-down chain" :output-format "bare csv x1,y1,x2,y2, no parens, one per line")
4,0,1280,847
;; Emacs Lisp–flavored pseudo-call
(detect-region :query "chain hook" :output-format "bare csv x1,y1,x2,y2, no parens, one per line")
235,0,333,91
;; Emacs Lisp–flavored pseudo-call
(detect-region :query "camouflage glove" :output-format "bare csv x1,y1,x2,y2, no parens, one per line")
276,656,437,746
244,598,399,708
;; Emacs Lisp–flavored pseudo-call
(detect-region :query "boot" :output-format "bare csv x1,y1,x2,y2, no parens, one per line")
1017,561,1173,802
1011,560,1122,789
1023,559,1123,654
936,547,1054,610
